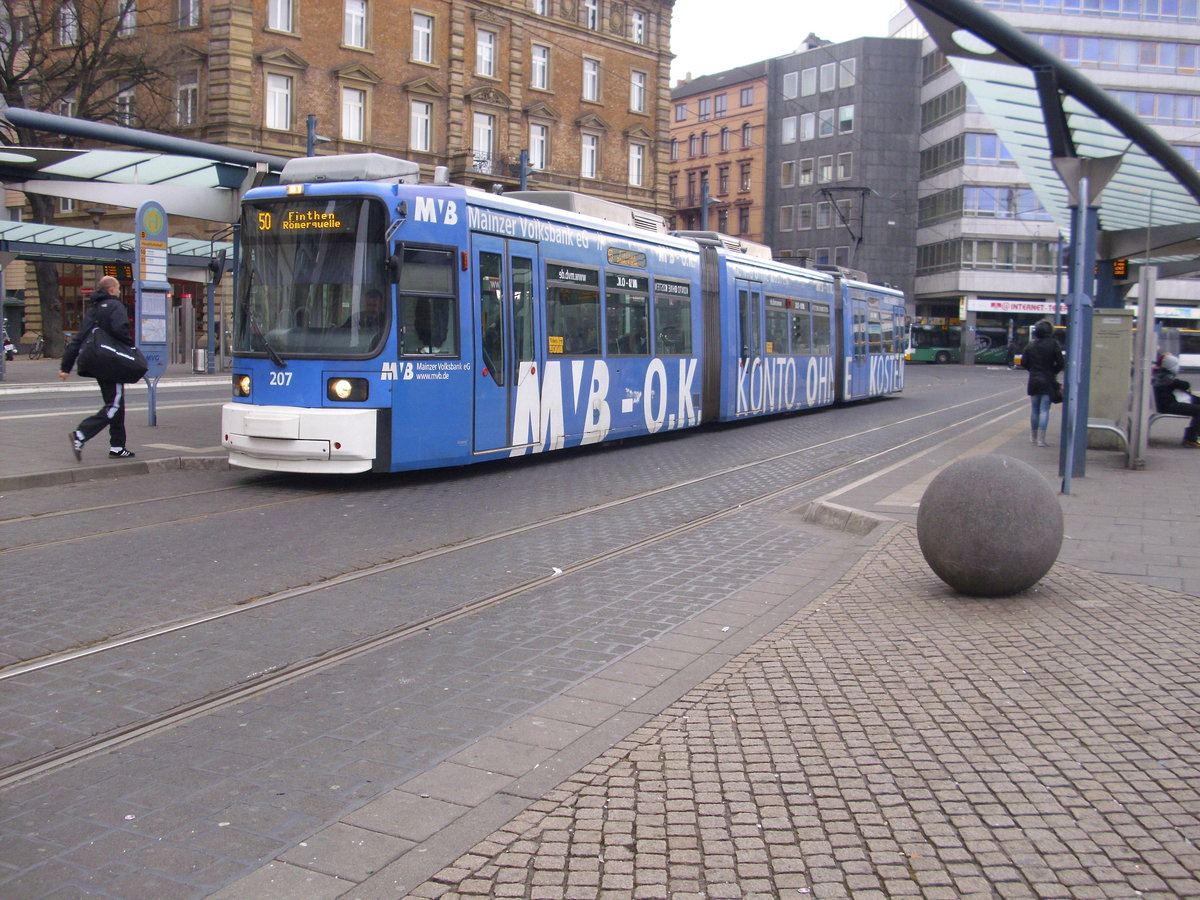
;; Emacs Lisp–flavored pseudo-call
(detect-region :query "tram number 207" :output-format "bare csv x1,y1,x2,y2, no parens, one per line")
268,371,293,386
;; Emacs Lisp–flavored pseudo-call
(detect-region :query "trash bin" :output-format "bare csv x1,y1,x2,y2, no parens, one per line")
193,348,206,373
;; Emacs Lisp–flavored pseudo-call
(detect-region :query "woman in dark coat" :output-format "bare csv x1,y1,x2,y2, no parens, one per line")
1021,320,1064,447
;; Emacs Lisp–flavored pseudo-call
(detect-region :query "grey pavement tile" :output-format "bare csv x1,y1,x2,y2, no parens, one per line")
342,791,471,842
207,860,353,900
278,822,413,882
446,737,556,778
401,762,515,807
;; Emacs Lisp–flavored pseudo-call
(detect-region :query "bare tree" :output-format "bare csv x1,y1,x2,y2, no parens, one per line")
0,0,176,356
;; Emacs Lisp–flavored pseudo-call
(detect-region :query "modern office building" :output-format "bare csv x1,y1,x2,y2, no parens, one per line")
764,35,922,299
897,0,1200,332
667,62,769,243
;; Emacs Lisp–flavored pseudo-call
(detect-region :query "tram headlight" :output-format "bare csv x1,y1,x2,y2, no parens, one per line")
233,374,251,397
328,377,368,402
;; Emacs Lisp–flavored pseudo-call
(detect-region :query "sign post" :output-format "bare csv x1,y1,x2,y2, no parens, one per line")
135,201,170,425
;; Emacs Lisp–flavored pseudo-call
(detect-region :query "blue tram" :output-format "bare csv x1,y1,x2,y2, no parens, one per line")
221,154,905,474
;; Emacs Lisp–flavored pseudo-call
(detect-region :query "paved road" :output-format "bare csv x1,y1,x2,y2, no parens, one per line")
2,361,1198,899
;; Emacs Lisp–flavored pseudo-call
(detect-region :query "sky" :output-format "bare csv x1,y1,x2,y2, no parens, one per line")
669,0,910,83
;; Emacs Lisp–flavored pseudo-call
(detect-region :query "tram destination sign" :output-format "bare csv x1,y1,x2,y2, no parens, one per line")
251,200,361,234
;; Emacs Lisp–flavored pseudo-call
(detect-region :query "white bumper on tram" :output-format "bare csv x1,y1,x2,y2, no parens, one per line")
221,404,378,474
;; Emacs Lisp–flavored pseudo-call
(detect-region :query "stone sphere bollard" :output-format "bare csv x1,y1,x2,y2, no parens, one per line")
916,454,1063,597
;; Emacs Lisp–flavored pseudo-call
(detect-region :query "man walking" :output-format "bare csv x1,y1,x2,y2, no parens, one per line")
59,275,137,459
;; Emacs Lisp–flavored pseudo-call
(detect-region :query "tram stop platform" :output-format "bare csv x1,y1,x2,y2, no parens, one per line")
3,357,1200,898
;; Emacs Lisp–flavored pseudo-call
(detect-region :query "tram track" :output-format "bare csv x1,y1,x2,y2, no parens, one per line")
0,392,1023,790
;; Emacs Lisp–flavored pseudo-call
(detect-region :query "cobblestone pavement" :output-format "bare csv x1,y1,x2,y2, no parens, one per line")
398,525,1200,900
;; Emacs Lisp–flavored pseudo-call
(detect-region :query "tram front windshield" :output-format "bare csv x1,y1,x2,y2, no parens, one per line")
235,198,388,358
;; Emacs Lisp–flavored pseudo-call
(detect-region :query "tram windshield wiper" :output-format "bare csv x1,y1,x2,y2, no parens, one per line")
249,311,287,368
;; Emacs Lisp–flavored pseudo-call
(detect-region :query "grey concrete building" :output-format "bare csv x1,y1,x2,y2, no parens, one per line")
765,36,922,301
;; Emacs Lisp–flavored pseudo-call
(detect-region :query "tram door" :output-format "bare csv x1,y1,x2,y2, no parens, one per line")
737,279,765,414
472,235,539,453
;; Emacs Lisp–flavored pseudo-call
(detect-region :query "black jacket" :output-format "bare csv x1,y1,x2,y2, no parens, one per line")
61,290,133,376
1021,336,1064,397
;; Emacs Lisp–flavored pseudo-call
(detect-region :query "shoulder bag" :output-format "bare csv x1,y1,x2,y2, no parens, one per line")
77,323,148,383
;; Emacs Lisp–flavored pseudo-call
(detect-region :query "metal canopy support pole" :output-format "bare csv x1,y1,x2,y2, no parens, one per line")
1052,156,1121,493
1129,265,1158,469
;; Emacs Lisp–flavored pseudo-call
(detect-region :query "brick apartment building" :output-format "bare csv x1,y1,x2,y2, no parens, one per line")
667,62,769,244
6,0,676,338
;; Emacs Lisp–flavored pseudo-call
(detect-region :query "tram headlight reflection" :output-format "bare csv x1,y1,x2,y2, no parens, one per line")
233,374,251,397
328,377,368,402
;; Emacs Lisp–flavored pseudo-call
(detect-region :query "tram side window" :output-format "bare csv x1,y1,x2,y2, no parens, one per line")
765,296,790,356
791,301,813,354
812,302,832,355
479,251,504,384
654,284,692,355
868,310,883,353
548,285,601,355
852,304,868,358
398,246,457,356
606,287,649,355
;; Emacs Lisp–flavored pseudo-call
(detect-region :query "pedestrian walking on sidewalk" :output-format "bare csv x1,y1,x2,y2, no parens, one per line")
1021,319,1064,447
1151,352,1200,448
58,275,137,460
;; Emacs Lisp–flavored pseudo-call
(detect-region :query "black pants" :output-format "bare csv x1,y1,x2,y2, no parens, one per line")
1158,399,1200,442
75,380,127,449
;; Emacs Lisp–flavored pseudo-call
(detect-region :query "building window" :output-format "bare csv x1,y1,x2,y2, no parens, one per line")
629,9,645,43
61,196,75,212
816,201,832,229
817,155,832,182
837,152,852,180
839,58,857,87
819,62,836,91
838,104,855,133
176,73,198,125
669,138,678,161
780,160,795,186
835,246,850,267
781,116,797,143
739,206,750,233
718,164,729,194
118,2,136,37
720,127,730,151
531,0,548,13
801,67,816,96
412,13,433,63
410,100,432,151
58,3,78,44
714,93,727,117
797,204,813,229
179,0,200,27
473,112,495,173
477,29,496,77
741,123,752,147
697,97,710,120
531,44,549,89
267,0,292,32
266,73,292,130
668,173,678,201
700,132,710,155
799,158,813,184
628,143,645,186
800,113,815,141
779,206,795,231
583,59,600,101
583,0,599,29
782,71,798,99
113,85,134,125
688,133,698,157
342,87,366,141
581,133,599,178
818,108,835,137
675,102,687,122
740,86,753,106
344,0,367,48
739,161,751,192
530,122,549,169
630,70,646,112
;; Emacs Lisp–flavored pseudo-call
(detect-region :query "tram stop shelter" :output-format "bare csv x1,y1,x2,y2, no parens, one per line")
908,0,1200,484
0,108,287,378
